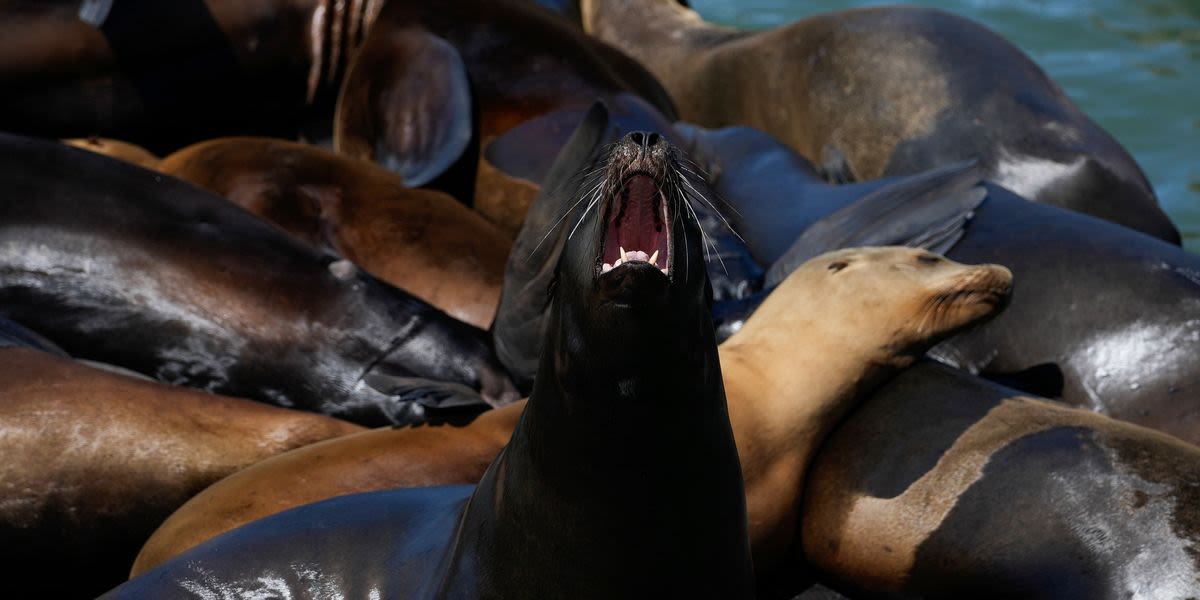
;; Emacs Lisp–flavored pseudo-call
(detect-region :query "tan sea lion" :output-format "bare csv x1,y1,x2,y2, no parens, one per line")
579,0,1179,243
158,137,512,329
132,247,1012,576
0,346,363,599
63,136,161,170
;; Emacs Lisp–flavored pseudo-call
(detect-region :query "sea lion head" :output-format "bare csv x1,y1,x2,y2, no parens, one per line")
765,247,1012,356
557,130,710,334
546,129,715,410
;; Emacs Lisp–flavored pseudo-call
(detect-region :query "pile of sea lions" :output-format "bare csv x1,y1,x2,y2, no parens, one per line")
1,1,1197,598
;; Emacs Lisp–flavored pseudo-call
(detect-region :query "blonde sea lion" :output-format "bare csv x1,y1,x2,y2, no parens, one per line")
578,0,1179,243
132,247,1012,576
158,137,512,329
0,346,363,599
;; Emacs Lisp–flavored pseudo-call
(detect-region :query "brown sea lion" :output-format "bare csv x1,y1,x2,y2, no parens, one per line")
0,346,363,599
801,360,1200,598
132,247,1012,576
158,137,512,329
332,0,678,232
63,136,161,170
579,0,1179,243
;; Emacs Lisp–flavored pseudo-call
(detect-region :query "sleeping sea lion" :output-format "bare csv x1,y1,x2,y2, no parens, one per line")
580,0,1179,243
0,132,518,426
105,130,754,598
158,137,512,329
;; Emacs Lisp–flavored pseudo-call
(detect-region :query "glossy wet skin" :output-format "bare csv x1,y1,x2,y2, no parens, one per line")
104,129,752,599
0,134,517,426
802,361,1200,599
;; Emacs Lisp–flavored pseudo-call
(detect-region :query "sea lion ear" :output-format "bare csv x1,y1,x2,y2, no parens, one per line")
335,27,472,187
491,101,610,389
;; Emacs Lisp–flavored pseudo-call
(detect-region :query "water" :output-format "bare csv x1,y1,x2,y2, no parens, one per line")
692,0,1200,249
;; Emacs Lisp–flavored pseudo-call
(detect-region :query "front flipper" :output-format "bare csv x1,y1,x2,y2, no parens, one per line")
360,373,491,426
764,161,986,287
335,26,472,187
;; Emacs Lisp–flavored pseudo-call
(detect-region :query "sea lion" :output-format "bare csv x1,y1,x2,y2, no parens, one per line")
333,0,678,230
132,247,1013,577
580,1,1179,243
0,132,518,426
684,124,1200,445
158,137,512,329
105,131,754,598
63,136,161,170
0,0,385,152
801,360,1200,599
0,346,363,599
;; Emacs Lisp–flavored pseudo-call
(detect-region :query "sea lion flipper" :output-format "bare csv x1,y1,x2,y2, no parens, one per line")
764,161,986,287
0,317,70,357
335,26,472,187
361,373,492,424
493,101,610,388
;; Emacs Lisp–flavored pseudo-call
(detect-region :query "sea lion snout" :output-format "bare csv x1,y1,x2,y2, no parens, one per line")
950,264,1013,309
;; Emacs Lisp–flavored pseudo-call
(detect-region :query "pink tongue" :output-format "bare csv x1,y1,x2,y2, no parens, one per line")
620,176,659,251
624,250,650,262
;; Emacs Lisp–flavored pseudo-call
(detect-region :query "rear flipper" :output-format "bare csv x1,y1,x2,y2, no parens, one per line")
764,161,986,287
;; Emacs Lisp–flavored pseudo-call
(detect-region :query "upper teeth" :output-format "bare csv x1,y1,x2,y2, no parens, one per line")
602,248,668,275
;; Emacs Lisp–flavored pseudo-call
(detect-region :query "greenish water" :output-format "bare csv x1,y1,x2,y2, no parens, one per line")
692,0,1200,248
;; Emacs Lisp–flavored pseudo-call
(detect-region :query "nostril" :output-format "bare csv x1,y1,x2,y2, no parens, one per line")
629,132,644,145
647,132,660,145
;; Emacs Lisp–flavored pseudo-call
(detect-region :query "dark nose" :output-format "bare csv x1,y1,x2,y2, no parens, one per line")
627,131,661,148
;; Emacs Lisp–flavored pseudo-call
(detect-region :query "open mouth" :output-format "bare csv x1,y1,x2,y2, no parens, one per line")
600,172,671,276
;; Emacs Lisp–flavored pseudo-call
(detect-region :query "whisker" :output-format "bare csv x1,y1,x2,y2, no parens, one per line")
567,187,605,241
679,176,747,245
527,173,607,260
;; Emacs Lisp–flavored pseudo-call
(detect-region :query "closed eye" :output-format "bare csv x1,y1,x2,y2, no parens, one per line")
828,261,849,272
